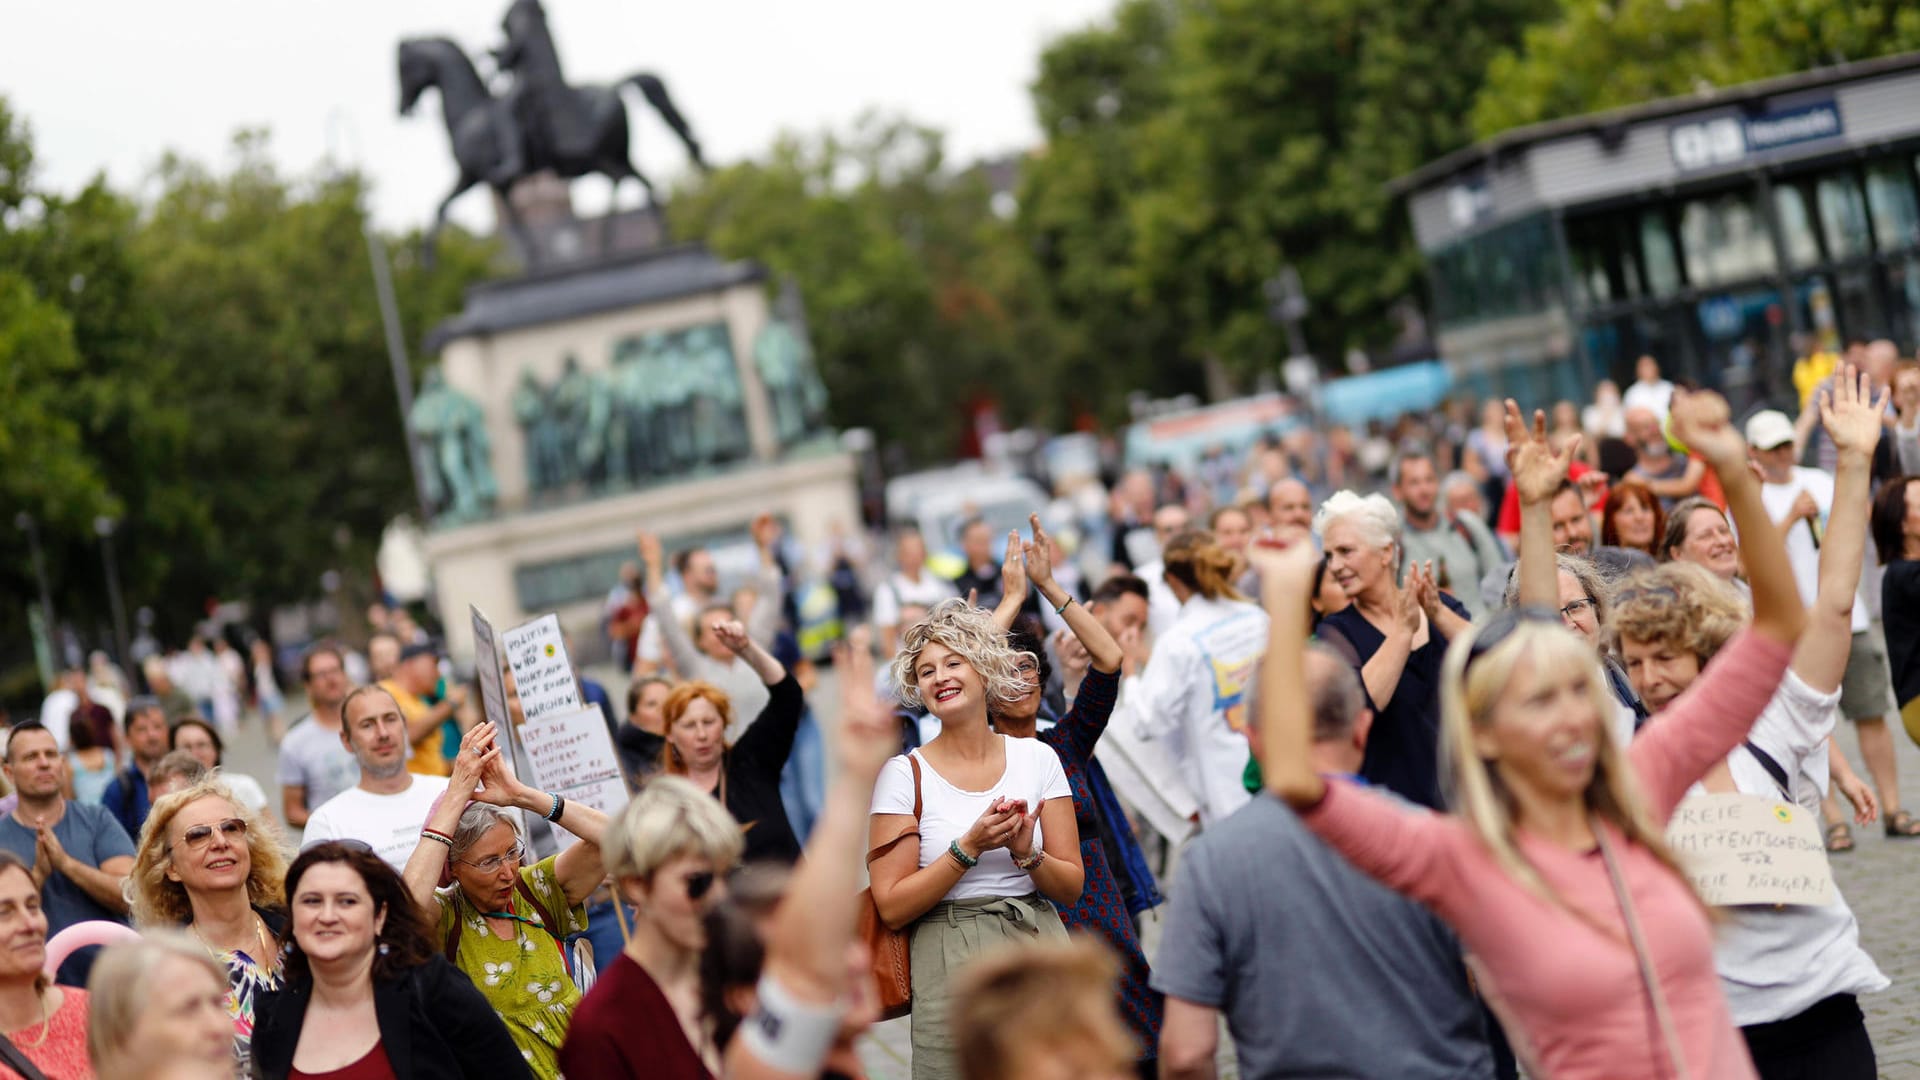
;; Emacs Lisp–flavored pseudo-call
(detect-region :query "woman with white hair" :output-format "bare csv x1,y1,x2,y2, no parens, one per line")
401,721,612,1080
1313,490,1463,809
86,932,235,1078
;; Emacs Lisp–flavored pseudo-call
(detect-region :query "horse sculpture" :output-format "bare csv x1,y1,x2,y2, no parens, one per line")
396,34,705,266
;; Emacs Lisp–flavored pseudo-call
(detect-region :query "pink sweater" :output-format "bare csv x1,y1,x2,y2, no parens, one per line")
1303,629,1793,1080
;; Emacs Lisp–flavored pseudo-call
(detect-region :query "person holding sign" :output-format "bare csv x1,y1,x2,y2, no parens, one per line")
1608,365,1887,1079
400,721,613,1080
657,619,806,864
1257,387,1807,1080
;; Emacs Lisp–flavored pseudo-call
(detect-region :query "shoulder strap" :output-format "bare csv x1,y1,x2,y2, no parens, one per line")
514,875,563,941
910,753,923,820
866,754,924,867
0,1028,49,1080
1742,740,1793,801
1596,822,1690,1080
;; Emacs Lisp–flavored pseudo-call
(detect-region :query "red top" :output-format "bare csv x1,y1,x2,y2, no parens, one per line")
290,1041,398,1080
560,953,712,1080
0,988,93,1080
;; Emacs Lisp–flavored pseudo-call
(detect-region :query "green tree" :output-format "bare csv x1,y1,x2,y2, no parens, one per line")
1473,0,1920,136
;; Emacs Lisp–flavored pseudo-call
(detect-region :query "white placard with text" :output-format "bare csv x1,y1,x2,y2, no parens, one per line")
1667,793,1835,907
501,613,583,723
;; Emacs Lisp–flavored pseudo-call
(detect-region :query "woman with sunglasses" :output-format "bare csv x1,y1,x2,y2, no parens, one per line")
253,841,531,1080
1608,368,1887,1078
400,721,612,1080
1258,387,1808,1080
561,773,744,1079
126,779,288,1075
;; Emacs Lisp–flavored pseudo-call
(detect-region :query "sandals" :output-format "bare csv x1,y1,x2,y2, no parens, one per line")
1886,810,1920,838
1826,823,1856,853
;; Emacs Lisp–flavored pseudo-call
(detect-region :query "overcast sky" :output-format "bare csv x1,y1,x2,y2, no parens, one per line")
2,0,1114,231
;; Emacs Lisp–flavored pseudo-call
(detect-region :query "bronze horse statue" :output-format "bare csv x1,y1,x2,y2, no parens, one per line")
396,36,705,265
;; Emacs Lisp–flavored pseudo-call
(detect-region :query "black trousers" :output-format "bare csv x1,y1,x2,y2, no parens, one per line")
1742,993,1875,1080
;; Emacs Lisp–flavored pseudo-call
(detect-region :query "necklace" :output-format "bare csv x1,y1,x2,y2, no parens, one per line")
16,988,50,1050
192,910,274,968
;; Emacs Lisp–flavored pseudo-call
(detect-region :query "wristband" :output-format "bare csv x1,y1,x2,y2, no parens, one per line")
1014,849,1046,872
948,840,979,869
739,972,844,1076
545,793,566,822
1053,595,1073,616
420,829,454,850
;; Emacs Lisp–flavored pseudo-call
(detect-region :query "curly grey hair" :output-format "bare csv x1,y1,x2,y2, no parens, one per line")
890,598,1032,711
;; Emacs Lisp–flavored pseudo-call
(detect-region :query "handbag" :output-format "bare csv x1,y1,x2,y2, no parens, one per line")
0,1030,49,1080
1596,819,1691,1079
859,754,922,1021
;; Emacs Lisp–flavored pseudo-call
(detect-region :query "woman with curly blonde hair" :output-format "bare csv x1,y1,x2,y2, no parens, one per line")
871,597,1083,1079
127,778,289,1075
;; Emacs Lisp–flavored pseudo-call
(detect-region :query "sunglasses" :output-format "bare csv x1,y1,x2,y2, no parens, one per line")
1464,606,1563,671
684,871,716,900
178,818,247,852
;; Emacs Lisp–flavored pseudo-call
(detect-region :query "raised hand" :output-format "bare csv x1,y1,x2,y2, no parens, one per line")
635,530,664,583
1000,530,1029,603
448,721,501,799
1821,362,1890,458
834,630,898,784
1504,399,1578,507
710,618,752,656
1021,514,1056,590
1669,388,1746,471
1246,530,1318,597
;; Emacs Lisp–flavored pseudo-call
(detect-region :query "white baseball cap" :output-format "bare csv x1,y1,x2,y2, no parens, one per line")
1744,410,1795,451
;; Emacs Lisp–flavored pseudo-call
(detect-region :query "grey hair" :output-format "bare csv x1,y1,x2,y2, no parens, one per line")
1312,490,1401,553
889,598,1031,711
148,751,208,792
1500,553,1614,627
451,803,520,860
1243,642,1365,744
604,774,744,883
1439,471,1481,506
87,931,228,1069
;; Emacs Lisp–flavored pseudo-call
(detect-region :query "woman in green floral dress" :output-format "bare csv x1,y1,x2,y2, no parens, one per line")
403,720,613,1080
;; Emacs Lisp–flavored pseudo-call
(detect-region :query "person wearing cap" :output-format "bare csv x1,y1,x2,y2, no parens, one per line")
1750,407,1919,840
378,641,467,778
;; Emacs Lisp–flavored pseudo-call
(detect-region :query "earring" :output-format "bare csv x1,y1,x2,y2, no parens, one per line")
378,943,389,956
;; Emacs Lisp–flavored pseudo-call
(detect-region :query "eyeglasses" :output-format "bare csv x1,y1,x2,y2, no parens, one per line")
177,818,247,851
458,847,526,874
1013,655,1039,676
1464,606,1563,671
1559,597,1598,621
683,871,716,900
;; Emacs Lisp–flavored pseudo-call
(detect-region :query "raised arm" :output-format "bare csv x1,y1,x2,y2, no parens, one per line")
1672,389,1807,646
638,529,708,678
401,722,498,915
1506,401,1579,610
990,530,1029,631
746,513,787,647
1025,514,1121,673
1248,534,1324,807
714,618,787,686
1795,364,1885,691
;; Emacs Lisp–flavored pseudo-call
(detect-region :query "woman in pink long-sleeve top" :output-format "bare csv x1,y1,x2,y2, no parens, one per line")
1251,390,1806,1080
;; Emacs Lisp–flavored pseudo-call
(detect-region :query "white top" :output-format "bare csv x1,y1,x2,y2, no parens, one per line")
1132,594,1270,825
869,737,1070,902
1622,377,1675,420
1682,670,1887,1025
1135,559,1183,639
37,689,77,751
1092,676,1200,847
216,770,272,818
301,774,452,871
870,570,957,630
635,593,701,666
1759,467,1868,633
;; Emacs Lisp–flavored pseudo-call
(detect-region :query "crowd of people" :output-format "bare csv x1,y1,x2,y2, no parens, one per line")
7,344,1920,1078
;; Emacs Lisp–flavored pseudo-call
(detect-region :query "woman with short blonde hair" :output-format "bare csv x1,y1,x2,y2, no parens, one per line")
127,779,288,1075
951,939,1133,1080
86,932,234,1078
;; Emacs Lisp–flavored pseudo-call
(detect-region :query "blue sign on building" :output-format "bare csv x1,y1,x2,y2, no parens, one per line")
1670,98,1842,172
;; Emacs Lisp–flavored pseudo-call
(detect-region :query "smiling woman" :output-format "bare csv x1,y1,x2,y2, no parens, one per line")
0,851,93,1079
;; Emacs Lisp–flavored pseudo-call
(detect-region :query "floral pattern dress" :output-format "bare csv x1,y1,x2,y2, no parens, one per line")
195,906,284,1078
434,854,587,1080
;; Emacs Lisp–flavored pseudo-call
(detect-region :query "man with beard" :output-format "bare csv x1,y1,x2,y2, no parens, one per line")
299,684,451,870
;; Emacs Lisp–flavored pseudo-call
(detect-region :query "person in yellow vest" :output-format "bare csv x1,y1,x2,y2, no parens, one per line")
1794,346,1840,410
378,642,464,777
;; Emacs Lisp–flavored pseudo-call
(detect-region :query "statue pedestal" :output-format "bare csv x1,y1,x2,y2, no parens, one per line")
420,243,856,664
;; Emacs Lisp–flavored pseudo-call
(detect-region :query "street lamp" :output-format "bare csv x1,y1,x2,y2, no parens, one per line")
93,516,132,668
13,512,55,639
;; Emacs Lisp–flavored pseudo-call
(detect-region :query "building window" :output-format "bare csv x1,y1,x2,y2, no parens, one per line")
1817,173,1873,260
1678,191,1776,287
1640,211,1684,296
1772,185,1823,269
1866,159,1920,253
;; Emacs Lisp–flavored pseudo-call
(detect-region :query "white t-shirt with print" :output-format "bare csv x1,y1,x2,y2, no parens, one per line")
1132,594,1271,826
302,774,452,871
869,737,1070,902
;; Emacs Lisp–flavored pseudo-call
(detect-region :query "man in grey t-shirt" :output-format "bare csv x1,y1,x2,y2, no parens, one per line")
1395,452,1504,617
1154,644,1494,1079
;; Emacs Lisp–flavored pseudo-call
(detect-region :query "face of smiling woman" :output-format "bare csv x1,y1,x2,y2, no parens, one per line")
165,796,253,898
290,862,385,971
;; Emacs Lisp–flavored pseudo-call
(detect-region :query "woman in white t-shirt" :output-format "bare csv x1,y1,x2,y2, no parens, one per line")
869,598,1083,1080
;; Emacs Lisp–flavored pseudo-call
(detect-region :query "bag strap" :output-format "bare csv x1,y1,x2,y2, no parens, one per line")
0,1029,50,1080
866,754,924,867
911,752,923,820
1742,740,1793,801
1595,820,1690,1079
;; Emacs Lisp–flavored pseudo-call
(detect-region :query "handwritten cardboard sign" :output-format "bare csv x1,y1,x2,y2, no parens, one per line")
1667,793,1835,907
518,704,627,851
501,614,582,723
470,605,510,732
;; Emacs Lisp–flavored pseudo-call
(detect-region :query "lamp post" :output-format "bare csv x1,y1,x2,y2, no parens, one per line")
93,516,132,668
13,512,55,639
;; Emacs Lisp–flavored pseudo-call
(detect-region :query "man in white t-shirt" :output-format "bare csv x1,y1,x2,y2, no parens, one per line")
871,528,957,653
1622,354,1676,421
300,681,450,870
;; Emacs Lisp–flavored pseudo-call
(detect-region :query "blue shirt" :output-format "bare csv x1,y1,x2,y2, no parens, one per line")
0,802,135,932
100,765,152,843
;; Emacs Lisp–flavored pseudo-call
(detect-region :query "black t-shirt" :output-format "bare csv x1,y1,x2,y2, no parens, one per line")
1885,561,1920,711
616,725,666,790
1316,592,1471,810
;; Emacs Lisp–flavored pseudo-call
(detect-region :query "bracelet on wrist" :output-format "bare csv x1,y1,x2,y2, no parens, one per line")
948,840,979,870
545,792,566,822
421,829,454,850
1053,594,1073,616
1013,849,1046,872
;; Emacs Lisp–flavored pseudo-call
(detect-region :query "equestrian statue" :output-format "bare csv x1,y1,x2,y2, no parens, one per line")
398,0,706,265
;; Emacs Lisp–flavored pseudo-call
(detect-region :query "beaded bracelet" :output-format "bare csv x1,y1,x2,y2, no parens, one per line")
420,829,454,850
948,840,979,869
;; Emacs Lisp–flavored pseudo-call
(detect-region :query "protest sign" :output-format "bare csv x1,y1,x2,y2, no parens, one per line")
518,704,627,850
501,614,582,723
470,605,509,731
1667,793,1835,907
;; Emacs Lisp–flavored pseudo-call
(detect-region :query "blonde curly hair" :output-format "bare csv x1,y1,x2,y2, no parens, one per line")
889,598,1033,711
129,779,290,928
1605,561,1748,665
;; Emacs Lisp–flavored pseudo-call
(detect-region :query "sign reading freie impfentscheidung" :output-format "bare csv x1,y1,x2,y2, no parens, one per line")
1669,98,1843,173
